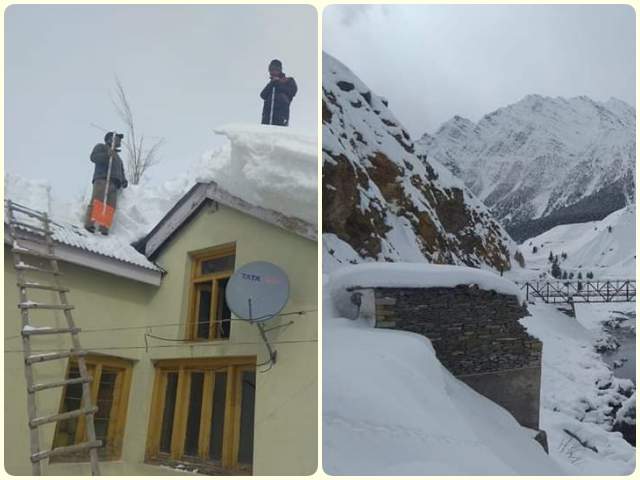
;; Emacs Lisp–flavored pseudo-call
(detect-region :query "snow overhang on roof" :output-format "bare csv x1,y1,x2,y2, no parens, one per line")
134,181,317,260
4,219,164,286
330,262,525,305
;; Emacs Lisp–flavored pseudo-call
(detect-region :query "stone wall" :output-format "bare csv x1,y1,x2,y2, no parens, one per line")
352,285,544,436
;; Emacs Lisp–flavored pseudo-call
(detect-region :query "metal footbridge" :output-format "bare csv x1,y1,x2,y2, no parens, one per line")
519,279,635,304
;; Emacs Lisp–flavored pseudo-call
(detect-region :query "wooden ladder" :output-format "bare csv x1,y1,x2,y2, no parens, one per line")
6,200,102,475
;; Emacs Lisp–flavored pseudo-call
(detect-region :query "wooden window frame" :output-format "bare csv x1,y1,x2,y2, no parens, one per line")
145,356,256,475
186,243,236,341
51,354,133,462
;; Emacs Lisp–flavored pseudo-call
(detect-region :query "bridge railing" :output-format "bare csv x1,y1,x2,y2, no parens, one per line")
517,279,635,304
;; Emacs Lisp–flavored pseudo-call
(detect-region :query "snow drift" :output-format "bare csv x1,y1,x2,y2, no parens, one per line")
323,272,562,475
4,124,317,251
196,124,317,225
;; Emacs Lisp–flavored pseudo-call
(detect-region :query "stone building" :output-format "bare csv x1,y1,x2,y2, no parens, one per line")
334,263,546,449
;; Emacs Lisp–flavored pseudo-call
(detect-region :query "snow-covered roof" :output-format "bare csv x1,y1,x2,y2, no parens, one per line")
330,262,524,309
195,124,317,226
135,180,316,259
4,205,164,284
5,123,316,282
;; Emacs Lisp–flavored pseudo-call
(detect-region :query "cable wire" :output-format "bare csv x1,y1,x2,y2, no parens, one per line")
3,308,318,341
4,337,317,354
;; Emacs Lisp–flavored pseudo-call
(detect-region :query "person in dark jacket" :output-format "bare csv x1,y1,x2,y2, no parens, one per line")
260,59,297,126
84,132,128,234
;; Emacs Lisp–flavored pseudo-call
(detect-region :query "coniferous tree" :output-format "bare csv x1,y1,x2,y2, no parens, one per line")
551,261,562,279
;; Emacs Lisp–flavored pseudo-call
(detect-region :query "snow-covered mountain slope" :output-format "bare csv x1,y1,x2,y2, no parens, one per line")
517,205,635,280
417,95,635,241
323,274,564,475
323,52,520,271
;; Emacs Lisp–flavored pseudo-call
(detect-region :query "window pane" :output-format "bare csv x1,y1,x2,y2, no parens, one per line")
196,283,212,339
216,277,231,338
208,371,227,462
237,370,256,465
53,366,83,448
160,372,179,454
201,254,235,275
95,369,118,453
184,372,204,456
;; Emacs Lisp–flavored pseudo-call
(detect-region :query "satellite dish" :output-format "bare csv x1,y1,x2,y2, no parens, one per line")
226,261,290,323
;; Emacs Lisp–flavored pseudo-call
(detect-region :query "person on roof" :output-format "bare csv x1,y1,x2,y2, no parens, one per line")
260,59,297,126
84,132,128,235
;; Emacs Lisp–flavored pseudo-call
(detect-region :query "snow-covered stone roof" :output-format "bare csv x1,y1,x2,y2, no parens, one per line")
330,262,524,310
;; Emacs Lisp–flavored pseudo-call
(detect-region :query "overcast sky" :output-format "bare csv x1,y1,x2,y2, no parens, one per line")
5,5,317,200
324,4,635,138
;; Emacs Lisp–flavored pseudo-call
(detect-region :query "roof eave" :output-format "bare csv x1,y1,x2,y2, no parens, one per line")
4,228,163,286
139,181,317,260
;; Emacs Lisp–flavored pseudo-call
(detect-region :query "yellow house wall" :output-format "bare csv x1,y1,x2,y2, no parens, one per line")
4,203,317,475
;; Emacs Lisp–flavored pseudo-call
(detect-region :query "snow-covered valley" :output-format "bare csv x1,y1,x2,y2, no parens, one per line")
513,204,635,281
322,55,636,475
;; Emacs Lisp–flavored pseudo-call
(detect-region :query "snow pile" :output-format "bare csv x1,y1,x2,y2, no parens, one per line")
4,173,168,269
521,303,635,474
5,124,317,260
519,205,636,280
4,173,51,214
616,393,635,426
323,272,563,475
330,262,524,317
194,124,317,225
101,177,193,243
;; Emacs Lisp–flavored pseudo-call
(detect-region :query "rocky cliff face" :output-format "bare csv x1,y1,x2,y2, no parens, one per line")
417,95,635,241
323,53,519,271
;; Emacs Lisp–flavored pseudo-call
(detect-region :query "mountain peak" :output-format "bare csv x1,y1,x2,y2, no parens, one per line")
418,94,636,241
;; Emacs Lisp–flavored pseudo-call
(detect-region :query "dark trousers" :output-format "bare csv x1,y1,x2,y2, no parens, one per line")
84,179,119,232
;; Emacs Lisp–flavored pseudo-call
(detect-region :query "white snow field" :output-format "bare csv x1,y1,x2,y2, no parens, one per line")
324,262,636,475
517,205,636,280
4,124,317,248
323,271,563,475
